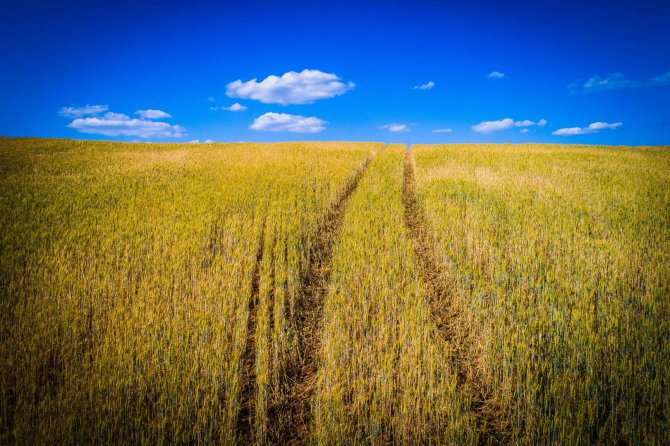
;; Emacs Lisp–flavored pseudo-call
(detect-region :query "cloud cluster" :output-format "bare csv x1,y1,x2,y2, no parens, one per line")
226,69,354,105
61,105,184,138
413,81,435,90
380,123,410,132
488,71,505,79
552,122,622,136
472,118,547,134
210,103,247,112
250,112,326,133
59,104,109,118
572,71,670,92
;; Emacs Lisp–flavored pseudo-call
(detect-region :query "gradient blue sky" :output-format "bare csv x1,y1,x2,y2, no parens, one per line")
1,0,669,145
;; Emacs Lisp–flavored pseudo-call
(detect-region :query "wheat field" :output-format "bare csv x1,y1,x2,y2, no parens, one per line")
1,138,668,444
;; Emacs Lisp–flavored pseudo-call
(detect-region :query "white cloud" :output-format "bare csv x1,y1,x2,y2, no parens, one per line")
648,71,670,86
250,112,326,133
413,81,435,90
572,71,670,92
67,111,185,138
552,122,622,136
226,103,247,111
472,118,515,133
473,118,548,133
488,71,505,79
588,122,622,131
380,123,410,132
59,104,108,117
432,128,452,133
135,109,171,119
103,112,130,121
189,139,215,143
208,97,216,102
210,102,247,112
520,128,530,134
552,127,587,136
580,73,632,92
226,69,354,105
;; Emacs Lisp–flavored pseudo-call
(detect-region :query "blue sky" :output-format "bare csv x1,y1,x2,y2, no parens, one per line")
1,0,669,145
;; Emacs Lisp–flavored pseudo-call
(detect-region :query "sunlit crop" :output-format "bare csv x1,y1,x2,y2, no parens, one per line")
313,145,476,444
1,139,667,444
412,143,670,444
0,138,376,444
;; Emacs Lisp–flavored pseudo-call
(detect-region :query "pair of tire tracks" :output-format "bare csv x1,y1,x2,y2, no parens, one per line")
402,148,504,445
237,151,377,444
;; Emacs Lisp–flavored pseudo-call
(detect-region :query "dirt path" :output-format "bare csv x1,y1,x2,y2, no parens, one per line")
402,148,504,445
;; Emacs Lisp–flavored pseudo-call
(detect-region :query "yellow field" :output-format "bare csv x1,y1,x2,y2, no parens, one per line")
0,138,668,444
411,144,670,444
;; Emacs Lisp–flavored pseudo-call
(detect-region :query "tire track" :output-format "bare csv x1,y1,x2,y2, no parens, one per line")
237,214,268,444
401,148,505,445
275,151,377,445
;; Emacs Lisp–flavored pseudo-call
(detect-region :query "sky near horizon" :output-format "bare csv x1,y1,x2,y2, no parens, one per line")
1,0,669,145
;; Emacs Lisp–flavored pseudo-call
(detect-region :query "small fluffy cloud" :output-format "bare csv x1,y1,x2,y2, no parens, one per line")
472,118,514,133
432,128,452,133
225,103,247,111
413,81,435,90
520,128,530,134
210,103,247,112
488,71,505,79
227,69,354,105
59,104,108,118
135,109,171,119
473,118,547,133
66,111,185,138
552,122,622,136
572,71,670,92
250,112,326,133
380,123,410,132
